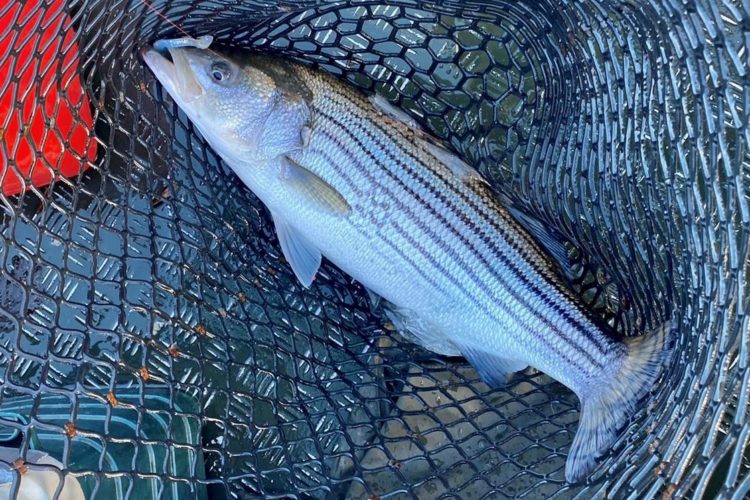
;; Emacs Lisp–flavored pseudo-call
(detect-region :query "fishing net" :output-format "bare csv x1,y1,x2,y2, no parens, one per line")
0,0,747,497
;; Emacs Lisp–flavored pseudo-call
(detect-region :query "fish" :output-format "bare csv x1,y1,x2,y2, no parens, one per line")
142,35,676,482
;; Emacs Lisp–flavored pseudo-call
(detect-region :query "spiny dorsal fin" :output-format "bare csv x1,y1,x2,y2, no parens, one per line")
369,94,421,129
418,138,489,187
369,94,488,188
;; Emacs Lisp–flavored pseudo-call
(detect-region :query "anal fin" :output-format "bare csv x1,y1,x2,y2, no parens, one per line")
459,345,527,388
383,304,460,357
367,289,382,310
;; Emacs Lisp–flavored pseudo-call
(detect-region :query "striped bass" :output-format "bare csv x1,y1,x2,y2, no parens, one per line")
142,36,675,482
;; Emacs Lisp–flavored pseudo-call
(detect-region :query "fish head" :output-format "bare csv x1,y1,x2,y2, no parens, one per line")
143,39,311,162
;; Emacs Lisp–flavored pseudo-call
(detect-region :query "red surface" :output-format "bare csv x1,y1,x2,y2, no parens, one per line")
0,0,96,196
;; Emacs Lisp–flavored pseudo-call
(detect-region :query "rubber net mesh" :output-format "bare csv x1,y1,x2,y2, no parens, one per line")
0,0,748,498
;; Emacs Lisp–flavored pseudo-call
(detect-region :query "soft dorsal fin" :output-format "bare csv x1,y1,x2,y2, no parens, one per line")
497,193,572,274
369,94,421,129
505,206,570,271
418,138,489,187
280,156,351,216
271,212,321,288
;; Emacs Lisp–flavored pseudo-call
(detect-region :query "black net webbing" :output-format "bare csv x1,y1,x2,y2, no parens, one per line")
0,0,748,498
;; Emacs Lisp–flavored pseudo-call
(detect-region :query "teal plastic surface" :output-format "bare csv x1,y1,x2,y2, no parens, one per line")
0,387,207,499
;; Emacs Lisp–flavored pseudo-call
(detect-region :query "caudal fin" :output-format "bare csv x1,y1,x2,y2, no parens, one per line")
565,320,678,482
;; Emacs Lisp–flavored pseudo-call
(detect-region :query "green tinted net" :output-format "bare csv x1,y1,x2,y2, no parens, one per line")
0,0,748,498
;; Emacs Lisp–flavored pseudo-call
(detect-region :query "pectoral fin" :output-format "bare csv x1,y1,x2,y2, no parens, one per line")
281,157,351,216
272,212,321,288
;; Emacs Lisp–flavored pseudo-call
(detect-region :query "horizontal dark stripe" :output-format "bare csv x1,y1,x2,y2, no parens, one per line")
310,128,587,372
310,109,606,373
320,84,610,354
358,99,613,352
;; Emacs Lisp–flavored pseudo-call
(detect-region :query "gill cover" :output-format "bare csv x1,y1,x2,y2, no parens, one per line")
142,36,311,161
145,36,354,288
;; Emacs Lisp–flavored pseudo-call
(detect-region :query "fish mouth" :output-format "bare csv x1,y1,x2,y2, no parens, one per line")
141,45,203,102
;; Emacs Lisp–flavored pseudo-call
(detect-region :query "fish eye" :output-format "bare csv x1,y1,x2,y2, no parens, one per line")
210,62,230,82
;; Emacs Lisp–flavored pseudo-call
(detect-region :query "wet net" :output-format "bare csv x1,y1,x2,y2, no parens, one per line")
0,0,748,497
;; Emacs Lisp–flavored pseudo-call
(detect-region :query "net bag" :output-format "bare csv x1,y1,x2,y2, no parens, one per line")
0,0,747,498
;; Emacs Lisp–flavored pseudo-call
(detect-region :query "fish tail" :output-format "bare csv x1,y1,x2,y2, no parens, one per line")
565,320,678,482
